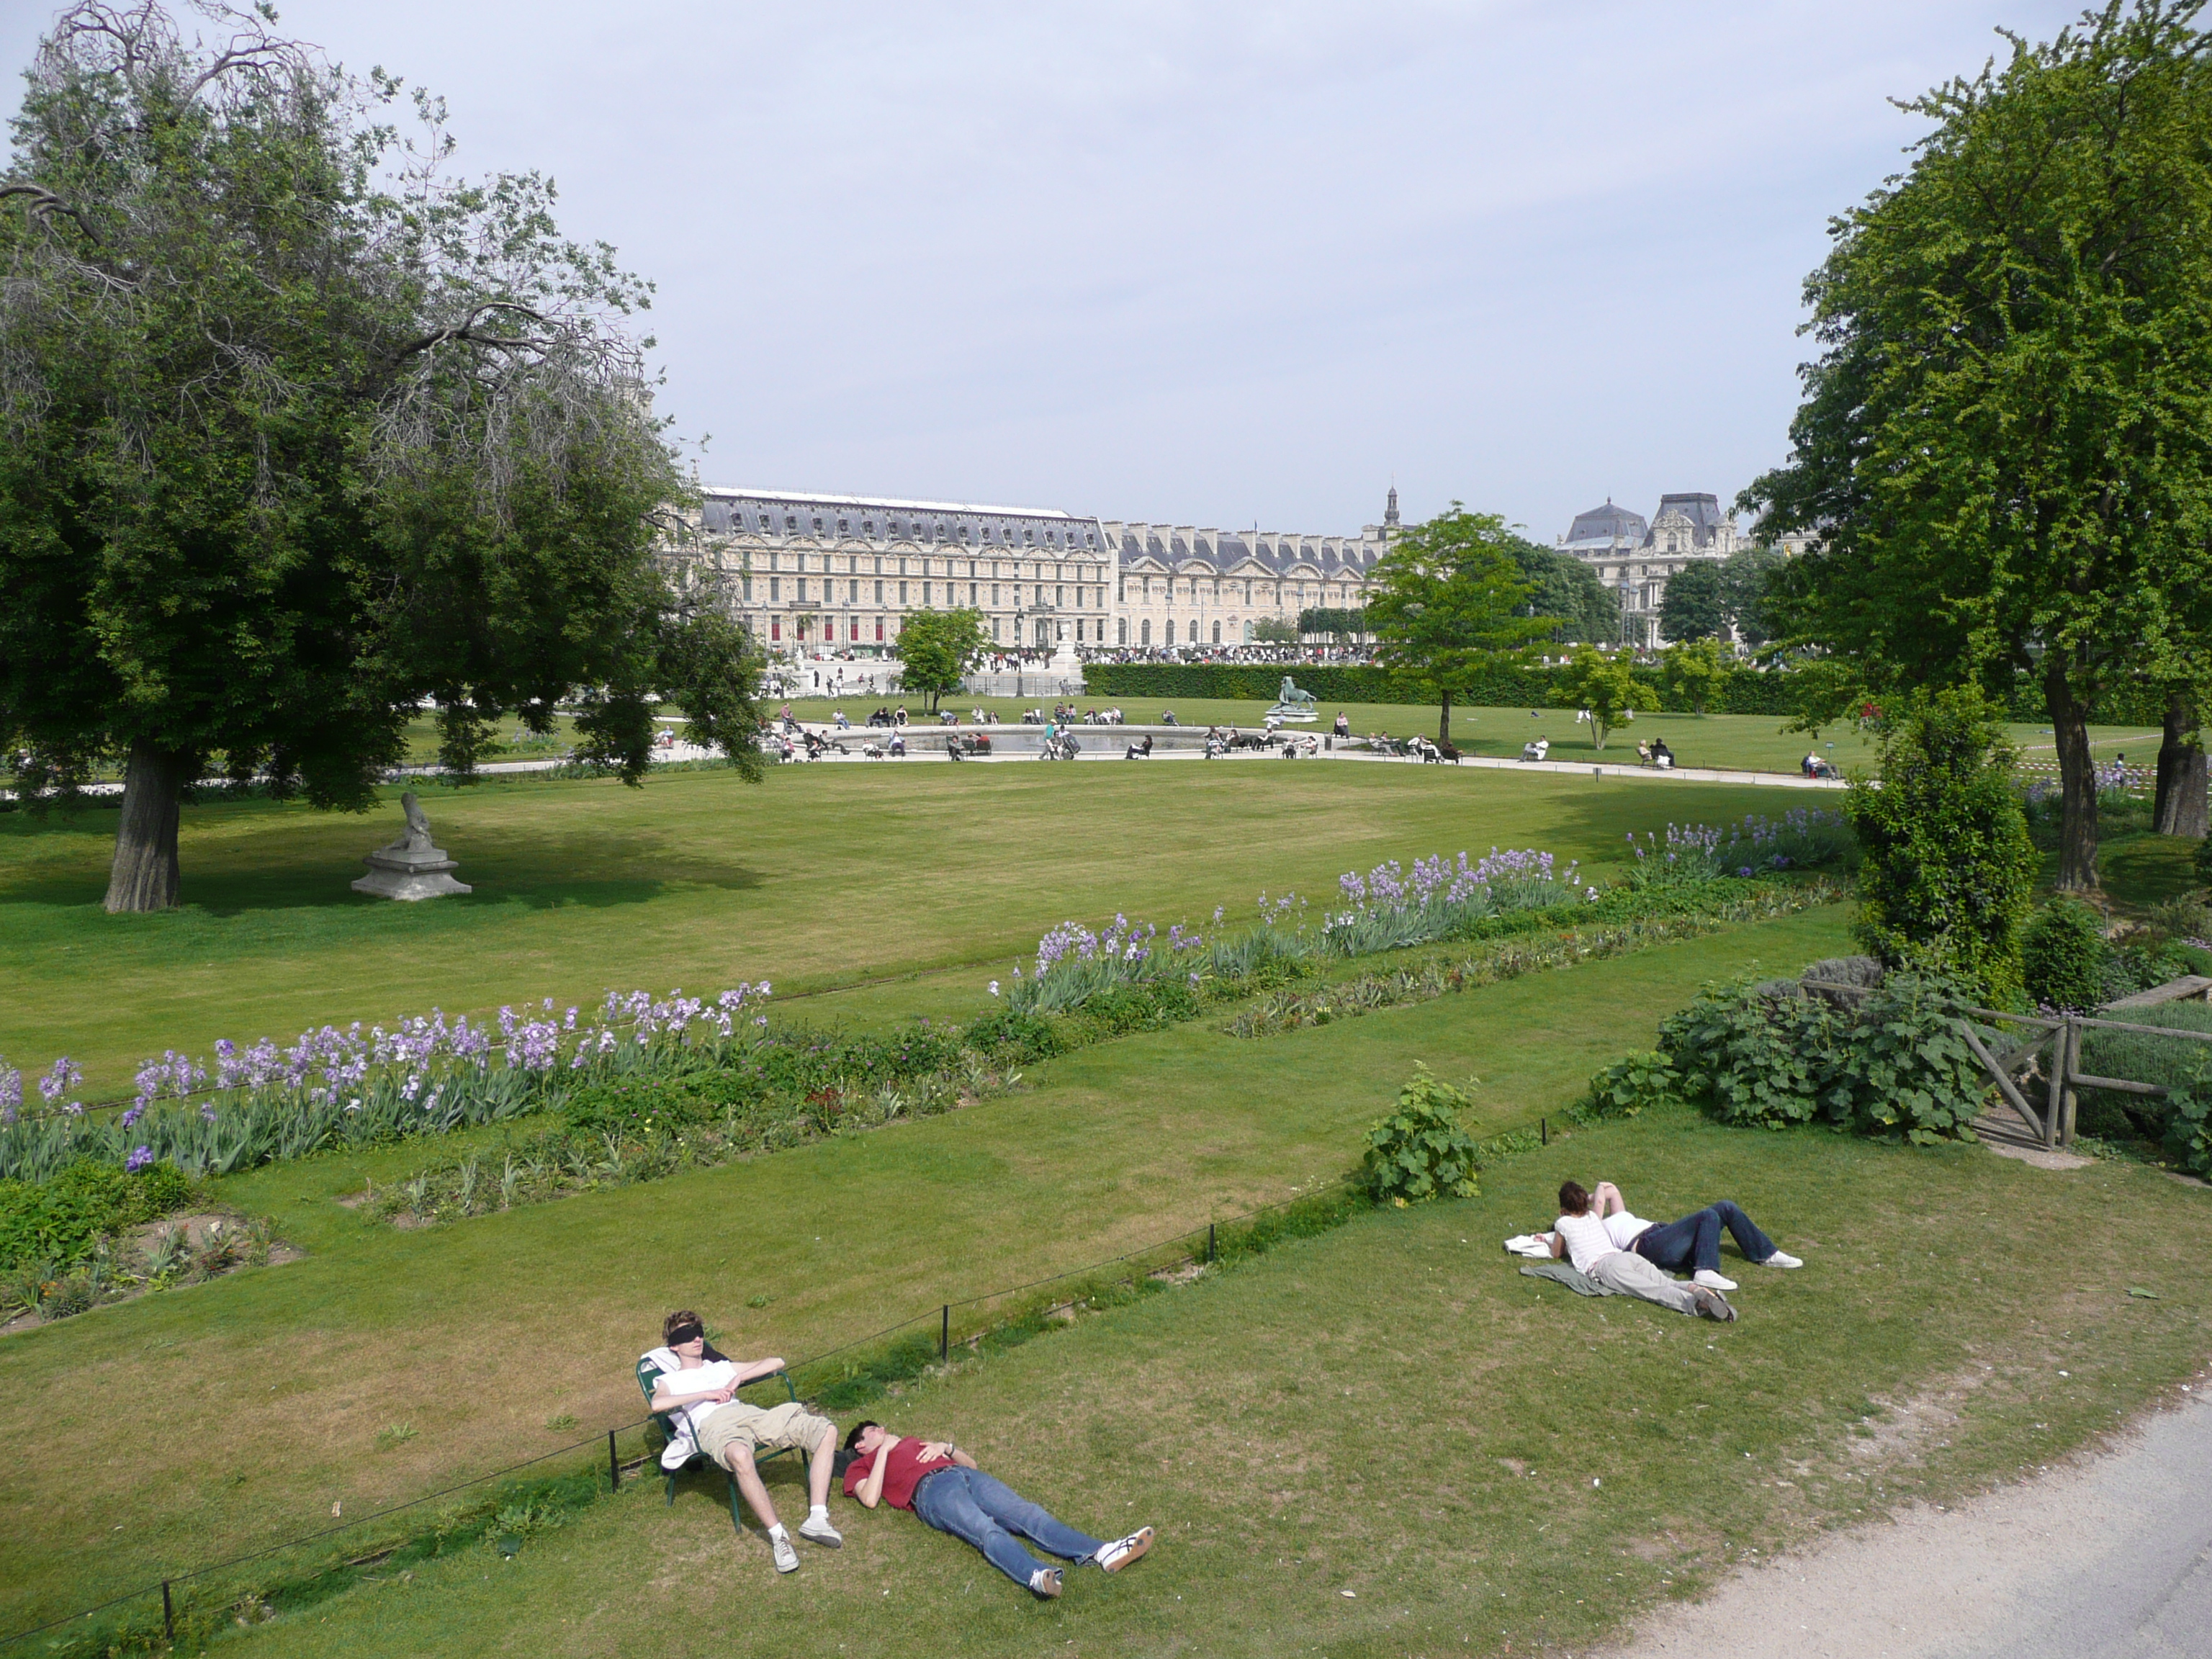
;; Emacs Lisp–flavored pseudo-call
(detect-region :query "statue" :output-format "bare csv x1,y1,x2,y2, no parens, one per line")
353,791,472,901
1264,675,1321,724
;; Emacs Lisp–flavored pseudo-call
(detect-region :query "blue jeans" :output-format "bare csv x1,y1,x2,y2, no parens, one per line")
909,1467,1105,1588
1630,1201,1776,1274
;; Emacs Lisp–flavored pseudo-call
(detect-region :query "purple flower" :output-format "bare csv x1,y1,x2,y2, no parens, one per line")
125,1146,154,1173
37,1057,83,1104
121,1104,144,1128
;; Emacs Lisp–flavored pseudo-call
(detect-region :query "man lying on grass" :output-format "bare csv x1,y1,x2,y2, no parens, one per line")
842,1420,1154,1599
1542,1181,1736,1321
642,1311,842,1575
1586,1179,1802,1292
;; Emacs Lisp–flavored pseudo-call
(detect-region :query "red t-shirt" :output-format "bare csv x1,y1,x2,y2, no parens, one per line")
842,1437,954,1511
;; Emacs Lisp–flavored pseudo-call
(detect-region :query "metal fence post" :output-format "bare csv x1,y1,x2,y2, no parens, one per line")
1541,1117,1547,1146
1208,1223,1216,1264
608,1429,620,1493
940,1305,949,1363
162,1580,174,1642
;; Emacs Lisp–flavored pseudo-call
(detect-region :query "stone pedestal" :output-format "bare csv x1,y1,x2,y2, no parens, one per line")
353,844,472,901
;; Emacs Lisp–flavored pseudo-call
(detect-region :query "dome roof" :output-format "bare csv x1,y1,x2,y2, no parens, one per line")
1565,500,1648,547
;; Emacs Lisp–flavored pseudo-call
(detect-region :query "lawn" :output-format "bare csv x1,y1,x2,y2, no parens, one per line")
2,762,1820,1093
144,1106,2212,1659
0,905,1851,1635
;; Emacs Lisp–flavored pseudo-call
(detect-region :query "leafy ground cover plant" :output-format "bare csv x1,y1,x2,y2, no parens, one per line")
1360,1069,1483,1204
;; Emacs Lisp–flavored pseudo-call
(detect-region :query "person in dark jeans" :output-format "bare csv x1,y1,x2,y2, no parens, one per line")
1592,1180,1802,1292
842,1421,1154,1598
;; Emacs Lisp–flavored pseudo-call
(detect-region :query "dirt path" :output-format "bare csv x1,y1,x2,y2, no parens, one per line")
1608,1385,2212,1659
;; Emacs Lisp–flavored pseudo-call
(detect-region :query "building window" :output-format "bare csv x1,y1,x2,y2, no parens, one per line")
837,518,848,534
741,577,752,599
899,582,907,603
1055,585,1064,606
875,619,884,642
769,577,781,601
1118,617,1128,644
770,619,781,640
863,521,873,536
784,515,797,529
874,580,884,603
1141,619,1151,644
849,580,859,603
990,584,999,605
1212,620,1221,644
1076,619,1084,642
992,616,1001,639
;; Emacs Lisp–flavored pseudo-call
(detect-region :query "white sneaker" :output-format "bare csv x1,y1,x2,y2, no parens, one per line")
1094,1527,1155,1573
1694,1269,1738,1292
799,1514,844,1549
1029,1568,1064,1599
1762,1251,1803,1269
770,1530,800,1574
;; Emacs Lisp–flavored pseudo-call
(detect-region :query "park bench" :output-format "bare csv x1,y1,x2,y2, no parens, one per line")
635,1358,804,1533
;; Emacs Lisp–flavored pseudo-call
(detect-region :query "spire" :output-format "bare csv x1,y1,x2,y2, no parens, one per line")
1385,484,1400,529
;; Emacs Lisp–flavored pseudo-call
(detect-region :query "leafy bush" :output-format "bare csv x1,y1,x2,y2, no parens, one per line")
2023,901,2108,1010
1359,1070,1480,1204
0,1159,194,1270
2162,1064,2212,1179
1845,687,2036,1004
1653,971,1989,1143
1577,1051,1677,1120
2077,999,2212,1141
958,1010,1064,1064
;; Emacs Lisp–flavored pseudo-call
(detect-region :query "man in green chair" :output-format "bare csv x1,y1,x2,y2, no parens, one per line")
640,1310,842,1574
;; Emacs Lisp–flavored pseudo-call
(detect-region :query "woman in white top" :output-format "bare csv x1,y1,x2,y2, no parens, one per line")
1543,1182,1735,1322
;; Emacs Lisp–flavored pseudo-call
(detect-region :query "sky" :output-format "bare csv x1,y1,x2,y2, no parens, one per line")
0,0,2088,541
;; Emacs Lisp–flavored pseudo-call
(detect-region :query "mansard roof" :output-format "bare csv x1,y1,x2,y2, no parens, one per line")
696,485,1105,549
1565,500,1650,547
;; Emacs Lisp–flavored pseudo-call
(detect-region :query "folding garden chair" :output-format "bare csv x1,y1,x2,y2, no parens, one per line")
634,1357,802,1534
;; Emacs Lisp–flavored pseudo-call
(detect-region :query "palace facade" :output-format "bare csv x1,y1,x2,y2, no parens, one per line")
1556,492,1761,647
660,484,1401,657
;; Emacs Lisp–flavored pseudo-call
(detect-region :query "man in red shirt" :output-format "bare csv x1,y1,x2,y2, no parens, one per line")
842,1420,1154,1599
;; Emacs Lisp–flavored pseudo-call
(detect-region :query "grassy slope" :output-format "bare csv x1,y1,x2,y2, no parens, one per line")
0,907,1847,1630
228,1110,2212,1659
3,763,1809,1091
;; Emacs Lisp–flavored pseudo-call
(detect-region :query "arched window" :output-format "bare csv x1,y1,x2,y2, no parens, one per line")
1141,619,1151,645
1211,620,1221,644
1118,617,1128,644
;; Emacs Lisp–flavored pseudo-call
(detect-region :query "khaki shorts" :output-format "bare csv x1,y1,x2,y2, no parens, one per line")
696,1400,834,1465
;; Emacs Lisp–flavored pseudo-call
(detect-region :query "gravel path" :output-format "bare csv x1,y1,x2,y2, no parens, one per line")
1608,1388,2212,1659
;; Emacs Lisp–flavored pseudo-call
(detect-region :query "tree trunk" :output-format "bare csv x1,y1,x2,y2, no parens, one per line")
1438,689,1452,747
2154,688,2208,838
2045,658,2100,893
104,742,190,913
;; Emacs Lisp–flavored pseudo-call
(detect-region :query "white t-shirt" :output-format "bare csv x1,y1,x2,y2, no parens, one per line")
647,1357,738,1436
1552,1212,1619,1274
1603,1210,1655,1252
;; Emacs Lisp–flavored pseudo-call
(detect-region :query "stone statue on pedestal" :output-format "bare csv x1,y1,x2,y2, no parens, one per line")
1264,675,1321,723
352,791,472,901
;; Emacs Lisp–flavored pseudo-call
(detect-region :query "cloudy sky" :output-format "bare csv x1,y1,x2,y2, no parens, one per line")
1,1,2085,539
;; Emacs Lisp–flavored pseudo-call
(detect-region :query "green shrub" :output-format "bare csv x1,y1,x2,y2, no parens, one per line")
1360,1069,1480,1205
2023,901,2108,1010
0,1159,194,1270
959,1010,1064,1064
1576,1051,1677,1120
2160,1056,2212,1179
1845,687,2036,1004
561,1077,721,1136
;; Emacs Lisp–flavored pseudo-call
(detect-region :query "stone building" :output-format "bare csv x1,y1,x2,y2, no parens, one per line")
659,484,1400,657
1556,492,1751,647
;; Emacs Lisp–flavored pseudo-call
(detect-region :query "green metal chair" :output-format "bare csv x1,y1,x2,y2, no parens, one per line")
635,1355,801,1533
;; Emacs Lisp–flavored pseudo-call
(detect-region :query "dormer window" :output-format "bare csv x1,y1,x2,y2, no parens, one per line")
784,515,797,530
837,519,848,534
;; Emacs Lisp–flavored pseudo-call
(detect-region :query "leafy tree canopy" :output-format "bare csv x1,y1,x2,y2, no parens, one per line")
1249,616,1300,644
1657,562,1730,642
1660,638,1733,716
1742,0,2212,891
895,608,988,710
1508,541,1622,644
1557,647,1658,751
0,3,760,912
1365,507,1556,744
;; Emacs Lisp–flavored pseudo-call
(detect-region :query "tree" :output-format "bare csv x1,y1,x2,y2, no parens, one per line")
1298,606,1367,641
1660,638,1732,716
1249,616,1300,645
1365,507,1556,745
1721,547,1786,647
895,608,987,710
1743,1,2212,891
1507,542,1621,643
2154,681,2211,837
1557,648,1658,751
1844,688,2036,1004
0,4,760,912
1657,562,1729,642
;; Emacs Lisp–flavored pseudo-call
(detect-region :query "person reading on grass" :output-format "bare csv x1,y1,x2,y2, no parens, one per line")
1541,1182,1736,1322
640,1311,842,1575
1586,1179,1802,1292
842,1421,1155,1599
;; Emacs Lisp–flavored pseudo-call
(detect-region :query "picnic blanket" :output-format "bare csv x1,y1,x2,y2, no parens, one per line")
1518,1260,1612,1298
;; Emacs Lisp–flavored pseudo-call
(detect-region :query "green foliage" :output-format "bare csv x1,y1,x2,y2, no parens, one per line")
2023,901,2110,1010
894,608,989,710
1845,688,2036,1003
1653,972,1989,1143
1557,647,1659,750
2077,999,2212,1141
1658,562,1730,642
2161,1061,2212,1178
1660,638,1733,716
1577,1051,1677,1120
0,1159,193,1271
1507,541,1622,643
1365,506,1557,740
1076,659,1807,715
1360,1069,1481,1205
1298,606,1369,639
1722,547,1785,647
958,1010,1065,1065
1249,616,1300,644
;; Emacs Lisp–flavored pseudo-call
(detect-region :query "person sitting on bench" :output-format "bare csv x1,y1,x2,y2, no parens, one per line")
842,1421,1155,1599
1539,1182,1735,1321
1586,1180,1801,1291
643,1311,843,1574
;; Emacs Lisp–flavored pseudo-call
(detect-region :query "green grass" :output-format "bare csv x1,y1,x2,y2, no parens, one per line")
0,905,1850,1635
168,1107,2212,1659
1,762,1822,1092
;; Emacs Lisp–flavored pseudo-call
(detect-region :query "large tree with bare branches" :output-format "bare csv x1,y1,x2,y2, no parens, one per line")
0,2,760,912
